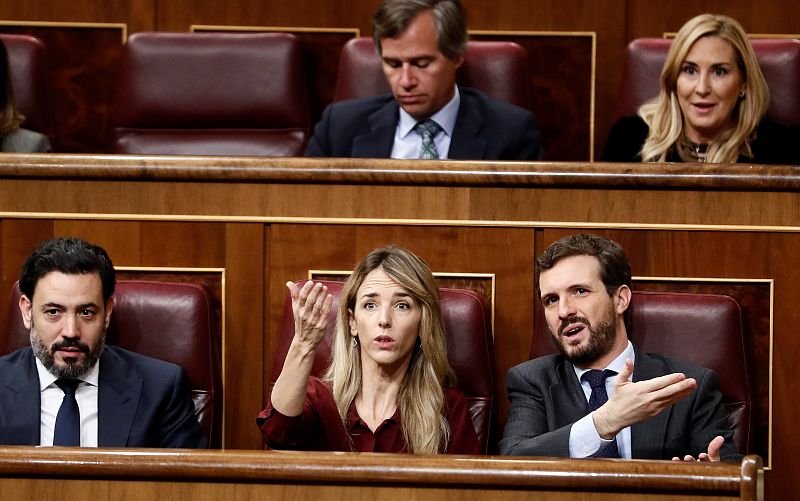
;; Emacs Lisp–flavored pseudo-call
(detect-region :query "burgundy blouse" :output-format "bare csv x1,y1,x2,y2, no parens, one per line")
257,376,481,454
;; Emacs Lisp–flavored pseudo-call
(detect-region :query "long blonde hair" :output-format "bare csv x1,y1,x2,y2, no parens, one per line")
323,245,456,454
639,14,769,163
0,39,24,136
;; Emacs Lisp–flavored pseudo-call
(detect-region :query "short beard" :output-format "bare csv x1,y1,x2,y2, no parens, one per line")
551,308,618,367
30,320,105,379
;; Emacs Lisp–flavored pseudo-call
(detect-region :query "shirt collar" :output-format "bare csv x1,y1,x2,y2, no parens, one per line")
396,85,460,139
35,353,101,391
573,340,635,381
346,399,401,432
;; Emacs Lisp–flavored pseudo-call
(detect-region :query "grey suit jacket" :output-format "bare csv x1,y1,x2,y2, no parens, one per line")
1,127,51,153
305,87,542,160
499,350,739,461
0,346,207,448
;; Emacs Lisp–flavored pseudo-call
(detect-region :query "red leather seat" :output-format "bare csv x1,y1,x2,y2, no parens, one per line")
614,38,800,126
271,280,495,453
112,32,309,156
3,280,222,448
531,291,751,454
0,34,52,137
334,37,530,108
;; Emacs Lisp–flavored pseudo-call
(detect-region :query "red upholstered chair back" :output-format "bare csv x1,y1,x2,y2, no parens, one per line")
614,38,800,126
271,280,495,453
3,280,222,448
0,34,52,137
112,32,309,156
531,291,751,454
334,37,530,108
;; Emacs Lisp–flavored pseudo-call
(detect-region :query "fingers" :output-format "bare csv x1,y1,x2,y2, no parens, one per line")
705,435,724,461
613,358,634,388
286,280,300,300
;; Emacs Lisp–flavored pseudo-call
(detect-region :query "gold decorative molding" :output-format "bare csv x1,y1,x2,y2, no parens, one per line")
0,20,127,42
190,24,359,37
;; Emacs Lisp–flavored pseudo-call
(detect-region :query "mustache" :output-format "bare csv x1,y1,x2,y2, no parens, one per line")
51,338,90,354
558,315,591,335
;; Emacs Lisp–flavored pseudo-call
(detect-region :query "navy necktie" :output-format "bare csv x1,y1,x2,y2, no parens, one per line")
53,378,81,446
581,369,620,458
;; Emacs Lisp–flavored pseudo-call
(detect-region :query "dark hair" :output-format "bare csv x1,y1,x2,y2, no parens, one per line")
372,0,467,59
20,237,116,301
537,234,632,296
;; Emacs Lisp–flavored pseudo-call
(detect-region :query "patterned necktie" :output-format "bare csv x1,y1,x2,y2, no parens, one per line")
414,119,442,159
581,369,620,458
53,378,81,446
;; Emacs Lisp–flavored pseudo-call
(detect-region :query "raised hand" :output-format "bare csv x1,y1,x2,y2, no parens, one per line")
593,358,697,439
287,280,333,353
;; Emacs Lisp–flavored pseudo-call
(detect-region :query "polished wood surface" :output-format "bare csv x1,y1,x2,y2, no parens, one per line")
0,154,794,498
0,447,763,500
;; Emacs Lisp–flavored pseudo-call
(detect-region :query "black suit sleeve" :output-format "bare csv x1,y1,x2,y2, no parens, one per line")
499,364,572,457
304,104,335,157
156,365,209,449
684,369,740,462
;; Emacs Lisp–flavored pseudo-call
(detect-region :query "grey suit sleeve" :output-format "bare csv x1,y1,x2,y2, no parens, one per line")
499,365,572,457
157,365,209,449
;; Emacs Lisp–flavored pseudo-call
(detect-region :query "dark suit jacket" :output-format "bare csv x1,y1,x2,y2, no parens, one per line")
0,346,207,448
305,87,542,160
499,351,739,461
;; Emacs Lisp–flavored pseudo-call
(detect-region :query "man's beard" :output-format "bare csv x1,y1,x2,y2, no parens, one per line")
550,307,618,367
30,320,105,379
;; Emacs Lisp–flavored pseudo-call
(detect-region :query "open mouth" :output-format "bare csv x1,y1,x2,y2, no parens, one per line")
562,324,585,338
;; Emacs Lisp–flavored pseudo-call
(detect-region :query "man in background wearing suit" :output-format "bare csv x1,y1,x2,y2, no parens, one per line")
500,234,738,461
305,0,542,160
0,237,206,448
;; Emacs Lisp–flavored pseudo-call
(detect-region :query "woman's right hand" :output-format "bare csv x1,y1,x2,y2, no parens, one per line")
286,280,333,353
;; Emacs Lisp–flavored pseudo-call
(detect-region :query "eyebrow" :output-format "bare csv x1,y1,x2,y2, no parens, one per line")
40,301,99,310
360,291,412,299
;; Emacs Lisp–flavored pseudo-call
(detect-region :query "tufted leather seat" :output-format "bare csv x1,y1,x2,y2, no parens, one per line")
112,32,309,156
0,34,52,137
3,280,222,448
531,291,751,454
613,38,800,126
272,280,495,453
334,37,530,108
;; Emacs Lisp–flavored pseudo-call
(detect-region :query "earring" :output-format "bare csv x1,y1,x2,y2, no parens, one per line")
739,90,746,98
352,336,359,348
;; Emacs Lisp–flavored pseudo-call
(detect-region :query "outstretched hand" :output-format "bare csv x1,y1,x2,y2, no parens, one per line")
287,280,333,353
672,435,725,462
593,358,697,439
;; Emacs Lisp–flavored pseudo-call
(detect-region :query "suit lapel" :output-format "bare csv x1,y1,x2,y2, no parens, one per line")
448,90,487,160
352,100,397,157
0,349,42,445
98,347,142,447
550,359,589,428
631,351,671,458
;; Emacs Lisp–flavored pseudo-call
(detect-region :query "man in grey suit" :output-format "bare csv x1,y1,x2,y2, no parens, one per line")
500,234,738,461
305,0,541,160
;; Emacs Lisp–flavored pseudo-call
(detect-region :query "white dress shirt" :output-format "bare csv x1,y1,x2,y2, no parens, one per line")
390,85,460,159
37,357,100,447
568,340,635,458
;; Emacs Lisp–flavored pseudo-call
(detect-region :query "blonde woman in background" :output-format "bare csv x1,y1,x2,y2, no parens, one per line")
0,39,50,153
602,13,798,164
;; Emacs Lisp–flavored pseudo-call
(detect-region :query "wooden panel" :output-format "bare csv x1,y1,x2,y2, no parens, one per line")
0,448,762,501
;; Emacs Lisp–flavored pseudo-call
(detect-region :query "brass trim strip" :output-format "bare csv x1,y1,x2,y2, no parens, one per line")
0,20,127,42
3,212,800,233
190,24,360,37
